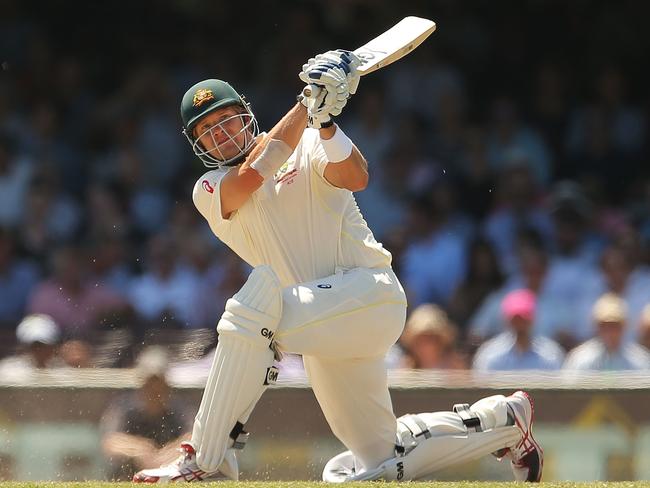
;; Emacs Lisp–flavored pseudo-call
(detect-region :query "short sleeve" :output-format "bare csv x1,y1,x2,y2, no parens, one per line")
302,128,330,177
192,169,230,226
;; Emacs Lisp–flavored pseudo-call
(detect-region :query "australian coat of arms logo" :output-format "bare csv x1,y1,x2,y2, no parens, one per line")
193,89,215,107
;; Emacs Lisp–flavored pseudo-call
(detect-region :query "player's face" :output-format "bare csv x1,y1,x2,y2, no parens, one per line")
193,106,251,162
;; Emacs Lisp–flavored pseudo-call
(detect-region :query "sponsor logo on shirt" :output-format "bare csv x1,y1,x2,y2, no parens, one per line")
202,179,214,193
276,169,298,185
274,161,298,185
317,284,332,289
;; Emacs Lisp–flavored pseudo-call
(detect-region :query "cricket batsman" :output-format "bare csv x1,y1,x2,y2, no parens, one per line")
133,50,543,483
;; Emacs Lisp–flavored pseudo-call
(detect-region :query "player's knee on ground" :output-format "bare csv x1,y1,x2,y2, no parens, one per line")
323,398,520,482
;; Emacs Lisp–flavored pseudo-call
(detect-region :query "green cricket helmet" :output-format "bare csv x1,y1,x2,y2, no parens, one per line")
181,79,259,168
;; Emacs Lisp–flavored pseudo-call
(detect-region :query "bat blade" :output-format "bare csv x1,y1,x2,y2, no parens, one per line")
302,16,436,100
353,16,436,75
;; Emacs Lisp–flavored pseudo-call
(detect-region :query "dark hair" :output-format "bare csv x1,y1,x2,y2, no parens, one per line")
0,131,17,156
466,237,505,286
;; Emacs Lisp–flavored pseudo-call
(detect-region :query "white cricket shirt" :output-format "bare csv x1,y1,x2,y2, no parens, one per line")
192,128,392,287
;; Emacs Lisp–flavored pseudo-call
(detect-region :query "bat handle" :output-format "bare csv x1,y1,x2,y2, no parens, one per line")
302,84,321,99
301,84,322,113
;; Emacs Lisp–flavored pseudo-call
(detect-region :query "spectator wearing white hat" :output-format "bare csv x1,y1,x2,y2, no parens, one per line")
563,293,650,371
0,314,65,378
397,303,466,369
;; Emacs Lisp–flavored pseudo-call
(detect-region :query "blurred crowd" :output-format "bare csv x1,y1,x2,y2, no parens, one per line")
1,0,650,375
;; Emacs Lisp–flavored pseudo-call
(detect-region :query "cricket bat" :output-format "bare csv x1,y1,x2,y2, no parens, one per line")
303,16,436,98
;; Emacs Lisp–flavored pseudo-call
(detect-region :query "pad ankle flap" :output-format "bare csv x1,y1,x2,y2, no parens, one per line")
398,414,432,439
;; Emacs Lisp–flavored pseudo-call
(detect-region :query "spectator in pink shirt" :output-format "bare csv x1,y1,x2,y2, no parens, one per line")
27,245,130,337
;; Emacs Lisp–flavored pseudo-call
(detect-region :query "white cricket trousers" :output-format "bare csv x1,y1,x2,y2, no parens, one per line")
275,266,407,471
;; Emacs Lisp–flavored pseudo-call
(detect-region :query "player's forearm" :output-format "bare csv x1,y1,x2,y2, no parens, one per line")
242,103,307,173
220,103,307,217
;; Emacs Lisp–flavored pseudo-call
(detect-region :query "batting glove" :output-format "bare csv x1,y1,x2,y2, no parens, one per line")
303,49,361,94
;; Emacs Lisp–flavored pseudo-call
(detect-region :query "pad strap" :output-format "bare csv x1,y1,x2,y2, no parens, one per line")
453,403,483,432
229,422,250,450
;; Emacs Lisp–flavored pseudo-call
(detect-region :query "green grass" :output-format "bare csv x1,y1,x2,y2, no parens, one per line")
1,483,650,488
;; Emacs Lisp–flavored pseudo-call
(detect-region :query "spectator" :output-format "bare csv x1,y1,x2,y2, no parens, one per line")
566,67,645,195
59,339,93,368
563,293,650,371
0,131,33,227
84,182,131,242
128,234,201,328
400,195,467,307
575,244,650,344
27,245,129,337
87,235,135,295
547,181,602,264
100,346,192,480
386,50,465,125
469,239,569,345
472,289,564,371
0,227,40,328
486,97,552,186
344,82,394,167
529,63,569,159
448,238,505,338
0,314,65,379
457,127,496,221
538,182,603,346
638,304,650,351
18,169,83,263
399,304,465,369
429,89,469,170
483,163,553,275
183,238,248,330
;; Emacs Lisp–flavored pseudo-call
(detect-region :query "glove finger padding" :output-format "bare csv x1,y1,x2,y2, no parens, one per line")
299,64,347,89
317,87,349,117
313,49,361,70
312,50,361,95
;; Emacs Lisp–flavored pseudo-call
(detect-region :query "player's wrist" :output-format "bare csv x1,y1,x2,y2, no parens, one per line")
320,125,353,163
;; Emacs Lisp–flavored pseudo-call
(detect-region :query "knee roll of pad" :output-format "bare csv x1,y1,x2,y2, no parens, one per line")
217,265,283,348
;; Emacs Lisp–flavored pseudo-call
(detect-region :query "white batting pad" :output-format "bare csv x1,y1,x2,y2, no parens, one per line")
191,266,282,473
323,394,521,482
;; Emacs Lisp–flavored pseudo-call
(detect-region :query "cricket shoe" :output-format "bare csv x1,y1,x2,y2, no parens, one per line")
133,442,231,483
501,390,544,482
